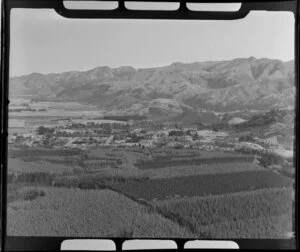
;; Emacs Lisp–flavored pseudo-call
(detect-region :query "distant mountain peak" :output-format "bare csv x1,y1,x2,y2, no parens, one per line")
10,58,295,115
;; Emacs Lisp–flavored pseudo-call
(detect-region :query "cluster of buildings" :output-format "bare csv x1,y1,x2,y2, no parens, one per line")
8,117,238,151
8,112,289,158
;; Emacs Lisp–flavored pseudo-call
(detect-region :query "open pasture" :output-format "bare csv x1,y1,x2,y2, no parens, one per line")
110,170,292,200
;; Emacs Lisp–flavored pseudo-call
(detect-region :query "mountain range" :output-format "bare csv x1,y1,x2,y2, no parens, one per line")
10,57,295,120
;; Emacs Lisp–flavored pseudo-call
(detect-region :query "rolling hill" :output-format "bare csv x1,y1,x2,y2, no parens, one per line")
10,57,295,118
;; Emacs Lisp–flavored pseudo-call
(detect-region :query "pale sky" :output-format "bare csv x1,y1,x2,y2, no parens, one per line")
10,8,294,77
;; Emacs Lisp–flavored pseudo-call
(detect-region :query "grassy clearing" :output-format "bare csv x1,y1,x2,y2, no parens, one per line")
7,187,194,238
153,187,293,238
110,170,292,201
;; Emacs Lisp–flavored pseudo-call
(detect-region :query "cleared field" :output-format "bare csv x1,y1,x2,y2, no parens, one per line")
7,187,193,238
110,171,292,200
8,158,76,174
154,187,293,238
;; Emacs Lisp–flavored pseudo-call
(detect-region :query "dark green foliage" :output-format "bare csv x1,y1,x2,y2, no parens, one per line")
238,134,254,142
42,158,79,166
23,189,45,200
110,171,292,200
8,148,83,159
169,130,184,137
8,173,17,183
103,115,147,121
127,133,145,143
235,147,264,155
7,188,193,237
155,187,293,238
151,153,200,162
259,152,285,168
36,126,55,135
198,214,292,238
234,108,287,130
9,172,55,185
116,229,134,238
210,122,228,131
136,156,254,169
53,174,149,190
281,168,295,179
8,188,46,203
8,148,87,168
77,181,107,190
156,188,292,226
192,133,204,141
